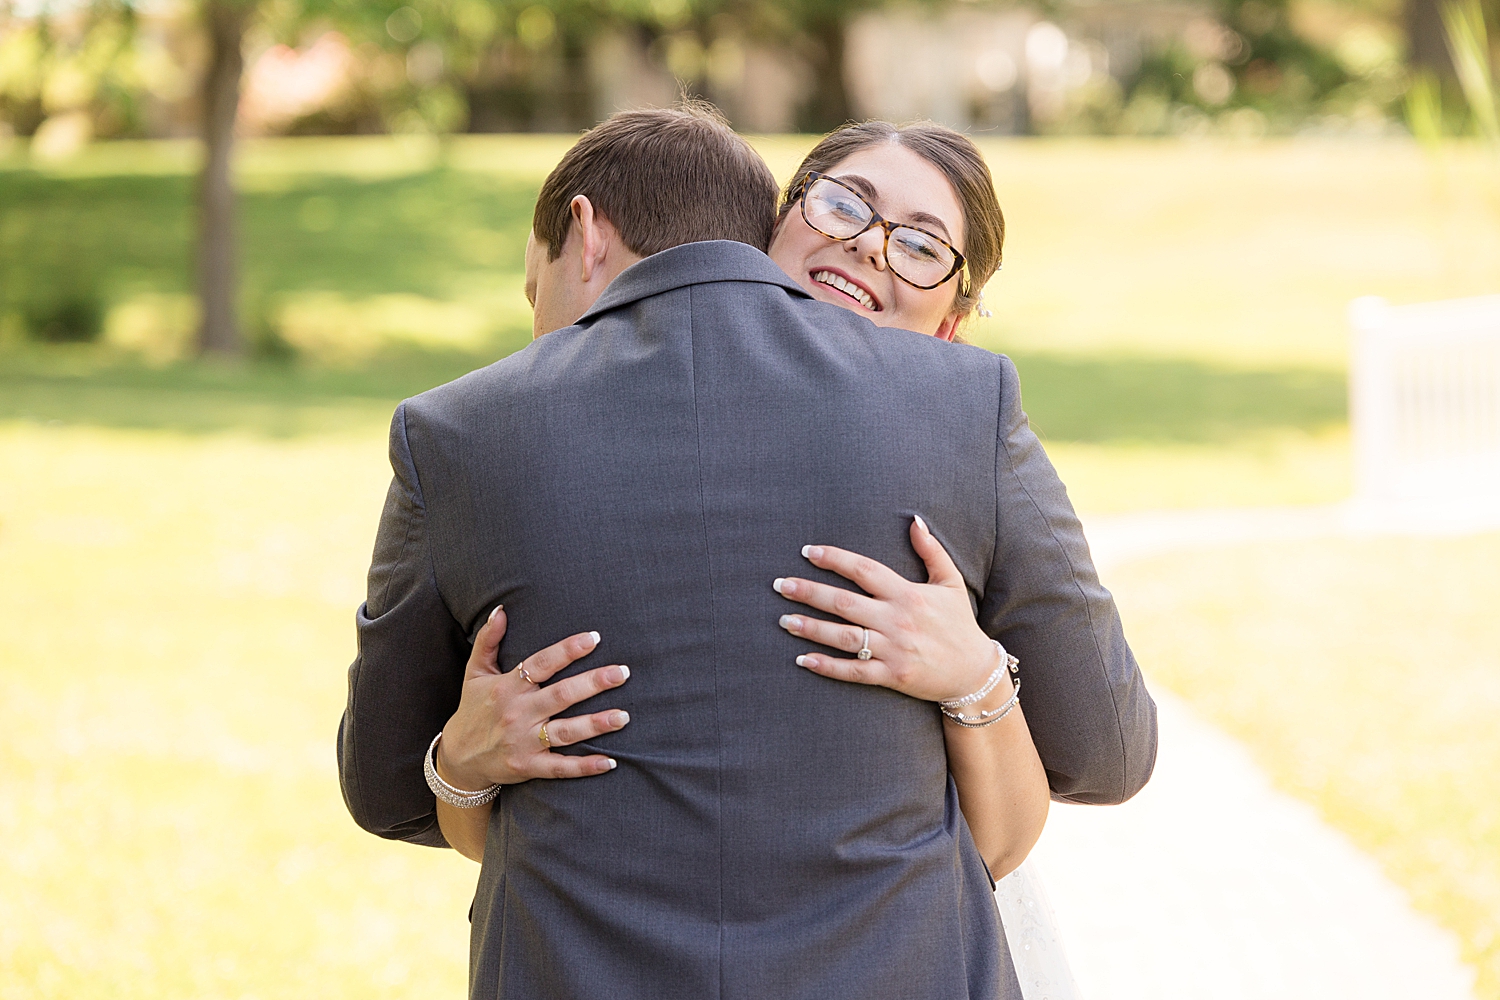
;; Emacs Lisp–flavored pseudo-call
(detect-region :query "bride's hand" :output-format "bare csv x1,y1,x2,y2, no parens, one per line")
773,517,1004,704
436,606,632,790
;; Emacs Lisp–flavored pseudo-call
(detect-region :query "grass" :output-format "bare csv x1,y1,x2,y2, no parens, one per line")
0,424,470,1000
2,134,1499,997
1112,536,1500,998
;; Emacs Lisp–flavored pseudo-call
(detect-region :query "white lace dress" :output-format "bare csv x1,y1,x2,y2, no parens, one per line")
994,860,1083,1000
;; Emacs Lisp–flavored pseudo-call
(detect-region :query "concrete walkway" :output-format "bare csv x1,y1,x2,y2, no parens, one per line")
1015,504,1483,1000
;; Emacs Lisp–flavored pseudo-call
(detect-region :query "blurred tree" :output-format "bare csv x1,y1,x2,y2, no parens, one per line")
699,0,943,132
1124,0,1355,129
199,0,252,355
743,0,912,132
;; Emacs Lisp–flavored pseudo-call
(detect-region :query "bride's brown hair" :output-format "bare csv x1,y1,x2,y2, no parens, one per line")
777,121,1004,321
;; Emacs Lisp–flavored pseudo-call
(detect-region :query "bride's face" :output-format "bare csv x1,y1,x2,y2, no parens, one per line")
770,143,967,341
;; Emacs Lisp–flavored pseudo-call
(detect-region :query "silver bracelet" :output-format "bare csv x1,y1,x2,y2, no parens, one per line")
942,677,1021,728
424,732,502,808
940,641,1020,709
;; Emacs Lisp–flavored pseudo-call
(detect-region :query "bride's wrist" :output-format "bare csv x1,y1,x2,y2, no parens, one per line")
941,638,1008,704
435,731,489,792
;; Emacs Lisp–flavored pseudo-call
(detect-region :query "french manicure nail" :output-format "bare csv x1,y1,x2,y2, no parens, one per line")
914,514,928,533
606,758,618,770
801,544,814,558
489,604,503,622
772,577,786,594
617,665,630,681
612,711,630,726
796,655,814,667
779,614,801,632
588,630,601,646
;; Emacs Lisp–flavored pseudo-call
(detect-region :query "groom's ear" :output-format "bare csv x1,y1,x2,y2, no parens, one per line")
569,195,621,285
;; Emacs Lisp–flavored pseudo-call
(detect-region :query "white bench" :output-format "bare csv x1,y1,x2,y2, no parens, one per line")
1348,294,1500,532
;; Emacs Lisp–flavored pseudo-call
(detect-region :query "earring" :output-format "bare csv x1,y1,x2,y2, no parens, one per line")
976,293,993,319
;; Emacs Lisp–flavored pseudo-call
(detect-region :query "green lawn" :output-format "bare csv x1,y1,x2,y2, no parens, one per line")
2,134,1498,997
1113,536,1500,998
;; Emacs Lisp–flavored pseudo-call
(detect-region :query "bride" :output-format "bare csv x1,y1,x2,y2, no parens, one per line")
436,118,1082,999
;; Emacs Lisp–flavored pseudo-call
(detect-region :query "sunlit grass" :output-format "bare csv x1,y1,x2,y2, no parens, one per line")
0,424,473,999
3,134,1499,997
1112,536,1500,998
967,138,1500,371
4,421,1489,997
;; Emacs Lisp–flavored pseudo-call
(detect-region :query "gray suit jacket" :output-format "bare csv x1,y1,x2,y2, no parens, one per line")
338,240,1156,1000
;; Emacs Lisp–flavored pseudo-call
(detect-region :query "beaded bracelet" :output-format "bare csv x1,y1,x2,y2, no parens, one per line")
938,640,1021,729
424,732,502,808
942,678,1021,728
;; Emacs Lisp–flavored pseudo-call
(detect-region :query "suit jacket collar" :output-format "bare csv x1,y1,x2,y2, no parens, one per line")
576,240,810,324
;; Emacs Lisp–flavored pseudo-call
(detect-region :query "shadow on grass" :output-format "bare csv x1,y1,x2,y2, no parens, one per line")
0,167,536,315
0,344,521,437
2,344,1347,443
1,155,1348,444
1010,352,1346,444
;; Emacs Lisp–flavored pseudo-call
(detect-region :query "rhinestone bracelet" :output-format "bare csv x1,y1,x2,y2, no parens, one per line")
942,677,1021,728
940,641,1020,709
424,732,502,808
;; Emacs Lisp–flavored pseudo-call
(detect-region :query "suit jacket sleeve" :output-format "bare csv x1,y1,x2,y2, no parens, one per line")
977,356,1158,805
337,401,468,847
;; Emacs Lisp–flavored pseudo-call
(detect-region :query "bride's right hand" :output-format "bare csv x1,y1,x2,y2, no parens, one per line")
435,606,632,790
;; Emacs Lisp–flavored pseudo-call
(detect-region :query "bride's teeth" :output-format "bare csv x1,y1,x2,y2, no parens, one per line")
813,271,876,311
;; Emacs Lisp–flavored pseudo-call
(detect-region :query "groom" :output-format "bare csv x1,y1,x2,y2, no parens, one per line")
339,105,1155,1000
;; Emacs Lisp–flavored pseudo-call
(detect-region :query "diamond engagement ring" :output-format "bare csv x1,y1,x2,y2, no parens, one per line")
856,628,873,660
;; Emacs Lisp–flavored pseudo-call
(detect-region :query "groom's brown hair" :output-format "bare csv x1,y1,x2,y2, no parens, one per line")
533,102,777,260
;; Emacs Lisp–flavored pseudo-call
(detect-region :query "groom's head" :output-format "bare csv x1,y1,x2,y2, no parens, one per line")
525,103,778,338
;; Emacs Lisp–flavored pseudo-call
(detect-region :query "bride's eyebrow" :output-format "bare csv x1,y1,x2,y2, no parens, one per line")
834,172,953,242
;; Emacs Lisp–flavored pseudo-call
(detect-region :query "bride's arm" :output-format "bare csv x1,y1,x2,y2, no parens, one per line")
772,517,1049,878
940,691,1049,879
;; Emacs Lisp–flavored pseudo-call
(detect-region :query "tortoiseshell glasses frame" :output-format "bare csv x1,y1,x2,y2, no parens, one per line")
793,171,969,293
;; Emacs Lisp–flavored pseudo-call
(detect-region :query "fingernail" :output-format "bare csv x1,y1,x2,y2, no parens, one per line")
612,711,630,727
588,630,601,646
802,545,822,560
616,665,630,681
606,758,618,770
489,605,503,622
779,614,801,632
801,544,813,558
772,577,786,594
796,655,814,668
914,514,928,533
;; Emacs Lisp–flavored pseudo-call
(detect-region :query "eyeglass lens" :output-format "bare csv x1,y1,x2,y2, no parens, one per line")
801,177,957,288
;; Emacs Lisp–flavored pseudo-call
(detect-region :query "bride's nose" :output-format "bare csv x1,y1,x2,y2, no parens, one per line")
845,228,887,271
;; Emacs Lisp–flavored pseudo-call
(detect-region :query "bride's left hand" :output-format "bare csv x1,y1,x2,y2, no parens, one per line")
773,516,1004,704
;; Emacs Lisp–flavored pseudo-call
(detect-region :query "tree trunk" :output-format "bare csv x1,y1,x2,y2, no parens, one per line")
797,16,851,133
197,0,249,356
1406,0,1455,78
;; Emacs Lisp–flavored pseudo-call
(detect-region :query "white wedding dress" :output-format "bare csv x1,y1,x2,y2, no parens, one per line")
994,860,1083,1000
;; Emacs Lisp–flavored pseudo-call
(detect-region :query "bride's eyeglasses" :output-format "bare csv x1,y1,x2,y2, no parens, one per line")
794,171,969,292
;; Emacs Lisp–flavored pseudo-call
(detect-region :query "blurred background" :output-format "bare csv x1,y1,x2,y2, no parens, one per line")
1,0,1498,996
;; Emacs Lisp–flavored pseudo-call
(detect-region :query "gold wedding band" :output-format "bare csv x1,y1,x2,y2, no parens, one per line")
538,722,552,749
857,628,873,661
